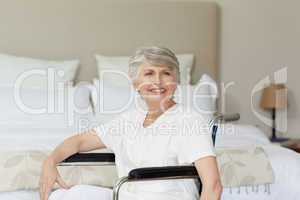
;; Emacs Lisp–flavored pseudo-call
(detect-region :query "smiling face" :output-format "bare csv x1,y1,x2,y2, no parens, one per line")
133,61,178,106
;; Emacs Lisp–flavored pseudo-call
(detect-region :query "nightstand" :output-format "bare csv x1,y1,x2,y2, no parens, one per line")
281,139,300,153
272,139,300,153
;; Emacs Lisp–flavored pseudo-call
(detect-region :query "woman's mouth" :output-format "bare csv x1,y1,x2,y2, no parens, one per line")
148,88,166,94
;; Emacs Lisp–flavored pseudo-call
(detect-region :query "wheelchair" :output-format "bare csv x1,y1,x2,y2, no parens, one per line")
60,113,239,200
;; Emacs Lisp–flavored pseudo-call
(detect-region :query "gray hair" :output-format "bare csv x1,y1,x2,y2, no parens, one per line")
128,46,180,83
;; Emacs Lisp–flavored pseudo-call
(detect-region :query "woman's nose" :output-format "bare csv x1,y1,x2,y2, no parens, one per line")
153,73,162,84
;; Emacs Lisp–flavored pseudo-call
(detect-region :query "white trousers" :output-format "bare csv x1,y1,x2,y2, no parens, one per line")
49,185,113,200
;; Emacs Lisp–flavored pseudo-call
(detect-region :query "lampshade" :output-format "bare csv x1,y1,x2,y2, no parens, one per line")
260,83,287,109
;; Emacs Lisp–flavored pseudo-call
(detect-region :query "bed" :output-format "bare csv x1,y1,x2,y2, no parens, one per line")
0,124,300,200
0,0,300,200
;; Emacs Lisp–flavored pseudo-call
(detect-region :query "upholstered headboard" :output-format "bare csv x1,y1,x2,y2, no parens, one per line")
0,0,219,84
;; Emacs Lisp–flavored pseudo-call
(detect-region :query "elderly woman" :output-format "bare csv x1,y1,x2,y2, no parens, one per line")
39,46,222,200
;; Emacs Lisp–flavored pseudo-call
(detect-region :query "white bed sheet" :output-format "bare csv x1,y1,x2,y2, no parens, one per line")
0,128,77,151
0,190,39,200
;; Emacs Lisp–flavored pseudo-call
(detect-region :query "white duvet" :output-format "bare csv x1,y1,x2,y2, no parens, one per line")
222,144,300,199
217,124,300,199
0,124,299,200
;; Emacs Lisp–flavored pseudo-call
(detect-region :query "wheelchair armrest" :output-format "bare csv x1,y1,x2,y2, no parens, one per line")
112,165,203,198
128,165,198,180
62,153,115,163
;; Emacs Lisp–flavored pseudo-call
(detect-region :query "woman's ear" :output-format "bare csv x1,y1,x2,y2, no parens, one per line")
132,79,139,92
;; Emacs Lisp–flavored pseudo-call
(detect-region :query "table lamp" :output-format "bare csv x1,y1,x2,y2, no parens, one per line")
260,83,288,142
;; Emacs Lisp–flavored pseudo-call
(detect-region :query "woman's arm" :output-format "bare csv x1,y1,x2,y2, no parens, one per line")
39,129,105,200
46,130,105,164
194,156,223,200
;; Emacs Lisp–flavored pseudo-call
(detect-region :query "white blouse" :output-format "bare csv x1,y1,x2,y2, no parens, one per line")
94,103,215,200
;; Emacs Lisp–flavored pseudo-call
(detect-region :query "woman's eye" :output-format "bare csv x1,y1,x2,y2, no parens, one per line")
164,71,171,75
144,72,153,76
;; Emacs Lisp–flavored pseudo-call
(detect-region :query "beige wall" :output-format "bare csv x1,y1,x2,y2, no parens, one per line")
203,0,300,138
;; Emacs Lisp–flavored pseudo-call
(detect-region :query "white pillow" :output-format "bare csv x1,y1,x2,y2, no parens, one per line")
90,79,134,124
194,73,218,113
0,53,79,88
95,53,194,86
174,73,218,118
0,83,93,130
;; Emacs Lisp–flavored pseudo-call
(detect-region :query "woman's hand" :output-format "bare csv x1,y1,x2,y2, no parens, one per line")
38,130,106,200
195,156,223,200
39,157,69,200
